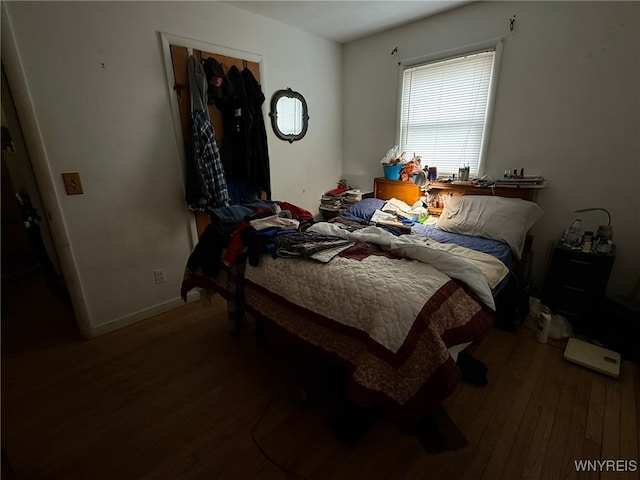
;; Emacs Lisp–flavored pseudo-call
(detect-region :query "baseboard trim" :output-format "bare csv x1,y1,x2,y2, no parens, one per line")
91,290,201,337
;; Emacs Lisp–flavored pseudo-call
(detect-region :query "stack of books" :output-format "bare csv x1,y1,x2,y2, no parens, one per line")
341,189,363,207
319,193,343,214
319,188,373,217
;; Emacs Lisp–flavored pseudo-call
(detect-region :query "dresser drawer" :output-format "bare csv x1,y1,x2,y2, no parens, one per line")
373,177,420,205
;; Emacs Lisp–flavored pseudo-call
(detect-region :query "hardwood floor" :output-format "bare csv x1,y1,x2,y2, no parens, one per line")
2,274,638,479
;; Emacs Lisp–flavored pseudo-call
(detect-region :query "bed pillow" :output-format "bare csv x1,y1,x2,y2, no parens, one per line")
435,195,543,259
341,197,386,223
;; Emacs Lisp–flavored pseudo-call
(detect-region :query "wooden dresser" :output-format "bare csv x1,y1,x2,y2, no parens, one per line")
373,177,421,206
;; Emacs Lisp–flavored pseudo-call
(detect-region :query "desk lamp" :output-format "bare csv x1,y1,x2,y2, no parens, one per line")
414,167,428,187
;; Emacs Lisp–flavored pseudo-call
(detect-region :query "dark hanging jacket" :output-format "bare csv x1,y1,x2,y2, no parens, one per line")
241,68,271,199
219,65,252,182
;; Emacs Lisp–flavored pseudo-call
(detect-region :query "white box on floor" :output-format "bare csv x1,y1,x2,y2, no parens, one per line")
563,337,621,378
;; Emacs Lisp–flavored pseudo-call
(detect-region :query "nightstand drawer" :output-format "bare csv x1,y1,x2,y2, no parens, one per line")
541,243,615,324
547,249,613,288
558,283,588,295
547,286,590,316
564,256,596,275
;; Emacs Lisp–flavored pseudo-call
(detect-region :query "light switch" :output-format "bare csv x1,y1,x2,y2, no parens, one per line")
62,172,84,195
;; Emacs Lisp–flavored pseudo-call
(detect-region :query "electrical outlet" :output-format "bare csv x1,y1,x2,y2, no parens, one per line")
154,269,165,285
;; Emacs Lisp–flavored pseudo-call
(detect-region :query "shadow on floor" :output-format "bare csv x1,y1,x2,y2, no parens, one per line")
1,269,80,357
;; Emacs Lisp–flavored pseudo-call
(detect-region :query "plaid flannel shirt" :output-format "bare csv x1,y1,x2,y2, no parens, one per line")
188,109,230,211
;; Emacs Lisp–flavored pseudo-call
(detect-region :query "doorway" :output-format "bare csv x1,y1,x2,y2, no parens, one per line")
1,62,79,353
159,33,265,241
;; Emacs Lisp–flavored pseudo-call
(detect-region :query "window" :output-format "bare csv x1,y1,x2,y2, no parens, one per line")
399,48,498,177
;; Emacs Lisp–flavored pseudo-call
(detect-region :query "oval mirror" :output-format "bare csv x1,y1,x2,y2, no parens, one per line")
269,88,309,143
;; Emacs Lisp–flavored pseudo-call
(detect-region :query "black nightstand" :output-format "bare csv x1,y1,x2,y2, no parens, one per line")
541,243,615,335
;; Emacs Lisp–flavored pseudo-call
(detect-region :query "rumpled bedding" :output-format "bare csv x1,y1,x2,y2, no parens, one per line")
308,223,497,309
411,223,513,269
254,224,493,417
181,219,496,420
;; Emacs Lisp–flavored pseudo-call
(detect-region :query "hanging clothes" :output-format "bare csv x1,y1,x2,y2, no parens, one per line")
241,68,271,200
214,65,252,205
211,62,271,204
185,55,230,212
219,65,252,180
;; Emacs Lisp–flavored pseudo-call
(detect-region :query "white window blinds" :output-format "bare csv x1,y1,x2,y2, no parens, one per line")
399,49,496,177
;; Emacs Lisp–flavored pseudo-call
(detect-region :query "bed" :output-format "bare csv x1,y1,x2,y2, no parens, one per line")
180,188,543,436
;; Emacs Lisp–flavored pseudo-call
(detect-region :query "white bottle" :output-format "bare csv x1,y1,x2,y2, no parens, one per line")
536,312,552,343
565,219,583,247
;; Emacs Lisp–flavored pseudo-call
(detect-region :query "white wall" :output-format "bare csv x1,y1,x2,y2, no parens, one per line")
3,1,342,335
343,1,640,297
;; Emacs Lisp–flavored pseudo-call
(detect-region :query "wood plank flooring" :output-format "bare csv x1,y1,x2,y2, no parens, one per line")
2,273,639,479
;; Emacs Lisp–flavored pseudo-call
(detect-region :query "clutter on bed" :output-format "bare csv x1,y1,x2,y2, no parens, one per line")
331,198,512,294
180,198,497,425
340,197,385,223
337,196,429,232
322,194,525,309
369,198,429,229
370,183,544,330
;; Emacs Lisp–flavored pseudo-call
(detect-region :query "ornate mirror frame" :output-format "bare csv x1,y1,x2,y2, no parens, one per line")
268,88,309,143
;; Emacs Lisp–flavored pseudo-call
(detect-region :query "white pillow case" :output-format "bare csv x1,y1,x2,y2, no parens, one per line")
435,195,543,259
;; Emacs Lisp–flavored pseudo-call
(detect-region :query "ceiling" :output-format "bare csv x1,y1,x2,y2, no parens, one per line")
225,1,471,44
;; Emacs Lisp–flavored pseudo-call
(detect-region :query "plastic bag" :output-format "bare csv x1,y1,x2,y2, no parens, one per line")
548,313,572,339
526,297,572,340
380,145,400,165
